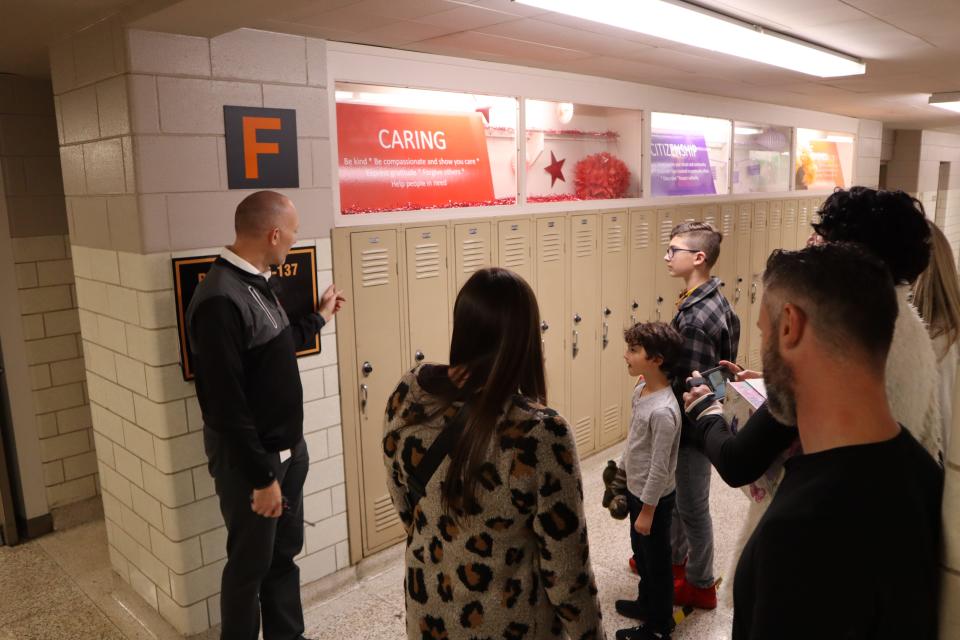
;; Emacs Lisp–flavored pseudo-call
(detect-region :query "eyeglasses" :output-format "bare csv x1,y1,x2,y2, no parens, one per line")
665,245,702,260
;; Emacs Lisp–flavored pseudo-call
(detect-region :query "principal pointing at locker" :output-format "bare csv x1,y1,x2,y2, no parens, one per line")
186,190,344,640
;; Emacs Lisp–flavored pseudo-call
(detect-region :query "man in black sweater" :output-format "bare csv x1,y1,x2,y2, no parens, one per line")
186,190,344,640
686,243,942,639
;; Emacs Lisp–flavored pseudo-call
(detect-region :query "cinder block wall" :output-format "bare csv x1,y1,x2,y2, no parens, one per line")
50,21,345,635
1,75,96,512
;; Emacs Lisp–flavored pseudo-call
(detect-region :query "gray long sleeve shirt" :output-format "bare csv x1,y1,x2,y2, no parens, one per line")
619,383,682,506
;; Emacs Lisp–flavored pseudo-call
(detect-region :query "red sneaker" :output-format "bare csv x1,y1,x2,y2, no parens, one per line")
672,563,686,582
673,578,717,610
629,556,638,574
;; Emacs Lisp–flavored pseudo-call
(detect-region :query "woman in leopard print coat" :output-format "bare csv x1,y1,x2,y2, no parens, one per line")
383,268,605,640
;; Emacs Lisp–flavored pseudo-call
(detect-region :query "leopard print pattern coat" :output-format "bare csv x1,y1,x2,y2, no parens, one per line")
383,365,605,640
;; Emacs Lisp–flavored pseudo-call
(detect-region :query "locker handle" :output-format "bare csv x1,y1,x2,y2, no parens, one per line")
630,314,636,326
360,384,368,417
750,283,757,304
734,287,741,304
572,330,579,358
602,322,609,349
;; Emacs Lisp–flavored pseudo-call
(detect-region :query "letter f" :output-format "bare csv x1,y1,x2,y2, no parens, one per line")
242,116,281,179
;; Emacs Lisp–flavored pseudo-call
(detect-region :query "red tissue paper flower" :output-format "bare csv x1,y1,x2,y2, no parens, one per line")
574,152,630,199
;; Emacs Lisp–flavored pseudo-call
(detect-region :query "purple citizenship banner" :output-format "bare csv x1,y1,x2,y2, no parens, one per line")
650,131,716,196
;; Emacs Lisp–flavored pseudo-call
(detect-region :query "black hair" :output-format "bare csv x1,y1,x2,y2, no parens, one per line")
763,243,898,367
670,221,723,268
623,322,685,377
442,268,546,517
812,187,931,284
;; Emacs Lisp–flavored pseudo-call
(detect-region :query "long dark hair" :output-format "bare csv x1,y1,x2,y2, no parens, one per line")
441,267,546,517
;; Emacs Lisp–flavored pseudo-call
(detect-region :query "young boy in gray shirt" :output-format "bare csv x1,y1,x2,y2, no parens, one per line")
615,322,684,640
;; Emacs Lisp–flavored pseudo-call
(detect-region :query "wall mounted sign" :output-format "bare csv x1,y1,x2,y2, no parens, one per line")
172,247,319,380
335,102,495,213
650,131,717,197
224,106,299,189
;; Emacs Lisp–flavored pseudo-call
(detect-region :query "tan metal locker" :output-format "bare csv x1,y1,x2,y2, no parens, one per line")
782,200,799,251
678,205,702,224
796,199,811,248
733,203,753,365
600,212,628,446
653,208,679,324
748,204,769,371
497,219,533,284
535,217,567,419
768,200,783,253
454,221,492,292
404,226,450,368
626,208,656,432
715,203,737,300
569,213,601,456
349,229,405,553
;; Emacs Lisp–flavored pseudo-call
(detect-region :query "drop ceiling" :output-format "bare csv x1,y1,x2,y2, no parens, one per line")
4,0,960,133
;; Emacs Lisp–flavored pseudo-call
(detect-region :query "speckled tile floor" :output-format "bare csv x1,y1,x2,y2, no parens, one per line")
1,440,750,639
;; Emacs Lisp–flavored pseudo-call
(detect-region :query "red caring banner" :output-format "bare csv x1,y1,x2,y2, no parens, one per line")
336,103,496,214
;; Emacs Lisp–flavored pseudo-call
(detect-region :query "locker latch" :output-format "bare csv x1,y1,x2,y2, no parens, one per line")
540,321,549,333
362,361,373,376
414,351,425,363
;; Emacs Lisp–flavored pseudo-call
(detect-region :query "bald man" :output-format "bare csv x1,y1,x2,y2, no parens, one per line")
186,191,344,640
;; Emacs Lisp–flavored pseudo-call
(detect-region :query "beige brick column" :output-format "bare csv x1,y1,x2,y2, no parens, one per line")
52,22,346,635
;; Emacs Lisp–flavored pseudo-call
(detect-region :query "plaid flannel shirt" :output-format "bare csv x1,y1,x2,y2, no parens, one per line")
670,277,741,444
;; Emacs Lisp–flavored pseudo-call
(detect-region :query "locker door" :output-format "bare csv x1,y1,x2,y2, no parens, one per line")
716,203,737,300
626,208,655,432
405,226,450,368
782,200,798,251
796,199,811,248
768,200,783,253
678,205,702,224
350,230,404,552
454,222,492,292
498,219,533,284
570,213,601,456
748,204,769,371
653,208,678,324
600,212,628,447
536,217,567,418
733,203,753,364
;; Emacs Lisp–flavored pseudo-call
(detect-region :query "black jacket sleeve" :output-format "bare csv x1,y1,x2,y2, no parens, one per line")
290,312,325,352
192,296,276,488
690,403,799,488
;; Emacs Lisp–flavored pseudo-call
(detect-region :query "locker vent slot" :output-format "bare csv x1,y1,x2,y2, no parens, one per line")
659,218,673,245
574,416,593,450
703,214,717,229
540,231,562,262
414,243,441,280
461,239,486,273
632,219,650,250
722,212,734,236
503,235,528,269
374,493,401,533
361,248,390,287
769,211,782,229
784,208,797,226
602,405,620,435
738,212,751,234
754,213,768,230
606,223,624,252
574,227,595,258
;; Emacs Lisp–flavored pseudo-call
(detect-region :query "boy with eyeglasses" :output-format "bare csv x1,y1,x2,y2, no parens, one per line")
661,221,740,610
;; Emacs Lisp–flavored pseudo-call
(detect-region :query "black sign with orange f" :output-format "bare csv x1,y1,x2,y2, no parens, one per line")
224,106,298,189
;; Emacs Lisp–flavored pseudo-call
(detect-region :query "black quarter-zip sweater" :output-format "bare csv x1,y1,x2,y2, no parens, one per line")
186,257,325,488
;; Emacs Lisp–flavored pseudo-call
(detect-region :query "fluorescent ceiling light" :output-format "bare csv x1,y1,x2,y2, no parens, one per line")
514,0,865,77
822,135,854,143
930,92,960,113
735,126,762,135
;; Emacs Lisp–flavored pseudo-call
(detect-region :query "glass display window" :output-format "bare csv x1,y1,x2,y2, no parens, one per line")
523,99,641,203
795,128,854,191
732,123,792,194
334,82,518,214
650,112,731,197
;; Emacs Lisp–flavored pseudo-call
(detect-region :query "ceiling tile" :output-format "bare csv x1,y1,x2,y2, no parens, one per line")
415,4,521,30
477,19,654,58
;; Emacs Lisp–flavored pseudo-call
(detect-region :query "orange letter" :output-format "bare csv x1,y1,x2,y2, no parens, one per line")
242,116,282,179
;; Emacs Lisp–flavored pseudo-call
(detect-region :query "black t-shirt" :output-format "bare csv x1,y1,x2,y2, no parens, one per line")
733,428,943,640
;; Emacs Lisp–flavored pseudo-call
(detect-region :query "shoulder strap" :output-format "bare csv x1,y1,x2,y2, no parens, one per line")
405,401,471,513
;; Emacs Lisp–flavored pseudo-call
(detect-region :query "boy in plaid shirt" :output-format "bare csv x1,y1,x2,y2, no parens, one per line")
663,222,740,609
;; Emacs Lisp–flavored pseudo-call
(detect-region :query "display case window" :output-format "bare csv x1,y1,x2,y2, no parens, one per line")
795,128,854,191
650,113,731,197
523,99,641,203
335,83,518,214
732,123,791,194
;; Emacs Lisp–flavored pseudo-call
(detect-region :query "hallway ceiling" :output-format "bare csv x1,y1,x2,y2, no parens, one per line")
5,0,960,132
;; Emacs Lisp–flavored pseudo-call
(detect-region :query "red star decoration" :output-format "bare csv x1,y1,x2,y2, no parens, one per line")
545,151,566,187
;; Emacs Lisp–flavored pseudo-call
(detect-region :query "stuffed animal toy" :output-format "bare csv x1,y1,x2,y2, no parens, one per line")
601,460,629,520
